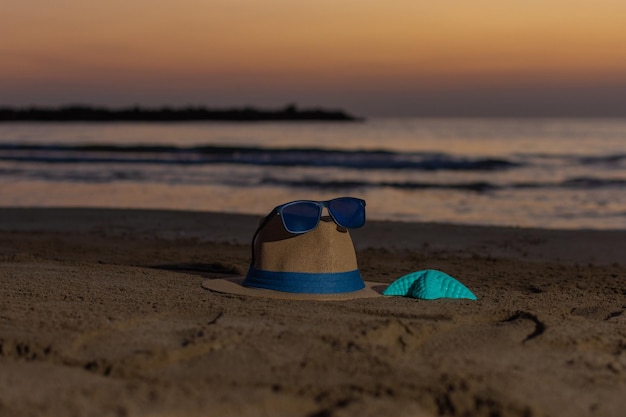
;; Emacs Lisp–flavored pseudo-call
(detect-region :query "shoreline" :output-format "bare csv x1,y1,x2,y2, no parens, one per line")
1,207,625,416
1,207,624,265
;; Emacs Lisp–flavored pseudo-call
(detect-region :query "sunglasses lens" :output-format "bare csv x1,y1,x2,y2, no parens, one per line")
281,202,321,233
328,198,365,229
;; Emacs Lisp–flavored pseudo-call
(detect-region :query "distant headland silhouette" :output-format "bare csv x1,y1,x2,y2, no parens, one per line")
0,104,362,122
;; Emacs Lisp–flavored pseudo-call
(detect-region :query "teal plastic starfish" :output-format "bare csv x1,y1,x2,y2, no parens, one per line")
383,269,477,300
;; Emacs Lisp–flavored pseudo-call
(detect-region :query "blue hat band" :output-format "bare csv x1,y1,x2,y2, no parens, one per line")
243,267,365,294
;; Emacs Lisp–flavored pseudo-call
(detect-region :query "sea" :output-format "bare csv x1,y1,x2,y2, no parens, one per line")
1,118,625,230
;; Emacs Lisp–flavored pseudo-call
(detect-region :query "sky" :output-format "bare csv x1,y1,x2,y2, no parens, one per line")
3,0,626,117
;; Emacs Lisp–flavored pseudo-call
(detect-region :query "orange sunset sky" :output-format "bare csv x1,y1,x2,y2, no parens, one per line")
3,0,626,116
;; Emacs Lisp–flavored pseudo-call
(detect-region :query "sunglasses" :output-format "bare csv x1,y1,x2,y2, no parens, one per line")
249,197,366,264
273,197,366,234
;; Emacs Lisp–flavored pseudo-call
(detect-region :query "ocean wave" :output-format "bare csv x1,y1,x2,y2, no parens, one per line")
261,178,499,192
577,154,626,165
0,143,518,171
2,159,625,192
560,177,626,188
261,177,626,192
517,152,626,165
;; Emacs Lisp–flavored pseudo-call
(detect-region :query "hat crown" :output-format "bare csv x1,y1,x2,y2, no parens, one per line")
253,215,358,274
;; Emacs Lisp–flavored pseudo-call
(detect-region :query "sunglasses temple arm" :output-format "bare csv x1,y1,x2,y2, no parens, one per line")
249,210,277,265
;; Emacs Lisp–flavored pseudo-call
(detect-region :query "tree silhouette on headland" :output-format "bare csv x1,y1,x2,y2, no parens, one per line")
0,104,362,122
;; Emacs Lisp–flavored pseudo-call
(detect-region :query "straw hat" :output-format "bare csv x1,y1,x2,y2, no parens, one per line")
202,213,388,300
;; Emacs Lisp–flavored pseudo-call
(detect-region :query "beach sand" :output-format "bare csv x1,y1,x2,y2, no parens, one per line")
1,208,625,417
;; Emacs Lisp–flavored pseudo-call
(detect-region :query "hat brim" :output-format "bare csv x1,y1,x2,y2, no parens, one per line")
202,277,389,301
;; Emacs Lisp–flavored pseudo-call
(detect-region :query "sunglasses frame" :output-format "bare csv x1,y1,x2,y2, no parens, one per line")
249,197,366,264
276,197,366,234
